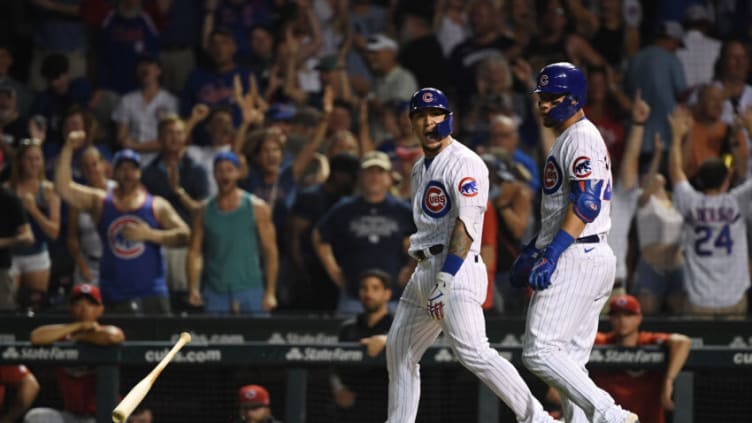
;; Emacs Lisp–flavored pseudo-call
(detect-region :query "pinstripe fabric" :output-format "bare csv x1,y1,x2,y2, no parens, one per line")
523,244,630,423
523,116,635,422
386,255,556,423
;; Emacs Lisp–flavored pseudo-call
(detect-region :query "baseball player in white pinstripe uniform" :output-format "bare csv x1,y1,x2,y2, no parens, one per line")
385,88,558,423
512,63,639,423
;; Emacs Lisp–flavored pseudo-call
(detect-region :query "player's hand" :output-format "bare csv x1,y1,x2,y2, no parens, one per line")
262,291,278,311
510,250,539,288
427,272,452,320
78,321,100,332
510,240,539,288
334,387,356,409
528,255,557,290
188,289,203,307
360,335,387,357
661,379,675,410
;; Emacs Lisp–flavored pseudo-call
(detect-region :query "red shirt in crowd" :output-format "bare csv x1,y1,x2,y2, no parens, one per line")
0,365,31,406
592,331,671,423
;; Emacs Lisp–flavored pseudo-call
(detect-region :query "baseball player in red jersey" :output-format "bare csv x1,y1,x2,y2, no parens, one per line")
0,365,39,423
385,87,558,423
24,284,124,423
513,63,640,423
592,295,691,423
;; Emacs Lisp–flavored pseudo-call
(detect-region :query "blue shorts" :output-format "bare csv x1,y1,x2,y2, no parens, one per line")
203,287,268,315
630,258,684,298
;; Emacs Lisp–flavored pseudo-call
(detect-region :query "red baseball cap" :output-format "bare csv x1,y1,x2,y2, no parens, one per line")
608,294,641,315
70,284,102,305
238,385,270,407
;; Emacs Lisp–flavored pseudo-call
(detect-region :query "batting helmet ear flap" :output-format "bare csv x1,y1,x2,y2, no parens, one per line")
533,62,587,123
409,87,453,139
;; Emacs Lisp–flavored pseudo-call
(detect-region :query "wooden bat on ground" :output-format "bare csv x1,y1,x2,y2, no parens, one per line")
112,332,192,423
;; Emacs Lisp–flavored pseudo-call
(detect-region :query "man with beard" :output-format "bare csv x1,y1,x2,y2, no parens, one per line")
330,269,393,423
187,151,279,314
55,131,190,314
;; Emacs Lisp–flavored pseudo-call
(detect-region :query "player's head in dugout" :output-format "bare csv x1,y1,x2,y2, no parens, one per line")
358,268,392,313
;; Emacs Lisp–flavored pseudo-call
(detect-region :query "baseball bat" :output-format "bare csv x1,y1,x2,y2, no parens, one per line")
112,332,192,423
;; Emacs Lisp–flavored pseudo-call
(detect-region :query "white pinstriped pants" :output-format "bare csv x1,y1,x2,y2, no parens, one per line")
522,242,632,423
385,254,556,423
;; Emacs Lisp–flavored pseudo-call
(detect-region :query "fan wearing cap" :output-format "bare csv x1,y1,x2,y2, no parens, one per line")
365,34,417,108
591,295,691,423
55,131,190,315
187,151,278,314
235,385,282,423
313,150,415,315
26,283,124,422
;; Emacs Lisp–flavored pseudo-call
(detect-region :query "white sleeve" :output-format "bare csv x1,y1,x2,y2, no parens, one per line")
672,180,701,220
730,179,752,216
449,155,488,241
563,130,610,183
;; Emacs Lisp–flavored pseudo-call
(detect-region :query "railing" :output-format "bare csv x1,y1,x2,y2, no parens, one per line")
2,342,751,423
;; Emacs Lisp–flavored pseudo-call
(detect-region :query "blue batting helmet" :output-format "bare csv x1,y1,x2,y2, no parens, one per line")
533,62,587,123
409,87,453,139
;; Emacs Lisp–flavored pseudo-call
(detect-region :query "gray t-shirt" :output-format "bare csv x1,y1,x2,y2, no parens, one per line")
673,180,752,307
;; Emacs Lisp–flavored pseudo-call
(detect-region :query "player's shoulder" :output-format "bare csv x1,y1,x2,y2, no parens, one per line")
565,119,605,143
447,140,487,171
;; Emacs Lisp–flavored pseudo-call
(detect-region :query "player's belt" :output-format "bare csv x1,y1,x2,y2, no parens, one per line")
575,234,606,244
412,244,444,261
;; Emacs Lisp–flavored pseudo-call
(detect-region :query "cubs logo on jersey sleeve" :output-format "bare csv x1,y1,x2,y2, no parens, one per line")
107,215,146,259
422,180,451,218
542,156,563,195
458,177,479,197
572,156,592,179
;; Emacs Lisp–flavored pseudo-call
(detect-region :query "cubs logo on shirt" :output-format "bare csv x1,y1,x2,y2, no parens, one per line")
422,180,451,218
572,156,592,178
107,215,146,259
458,177,479,197
542,156,562,195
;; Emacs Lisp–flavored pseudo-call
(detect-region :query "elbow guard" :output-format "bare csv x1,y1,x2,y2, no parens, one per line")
568,180,603,223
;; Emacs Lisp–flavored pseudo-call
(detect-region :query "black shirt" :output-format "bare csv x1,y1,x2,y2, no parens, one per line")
338,312,394,342
141,153,210,224
0,187,28,268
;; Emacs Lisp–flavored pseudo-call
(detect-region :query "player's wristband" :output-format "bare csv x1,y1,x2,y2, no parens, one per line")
544,230,575,262
440,253,464,276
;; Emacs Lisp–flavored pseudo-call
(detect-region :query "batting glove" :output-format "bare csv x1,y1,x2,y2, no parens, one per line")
427,272,452,320
510,241,540,288
528,230,574,291
528,256,556,290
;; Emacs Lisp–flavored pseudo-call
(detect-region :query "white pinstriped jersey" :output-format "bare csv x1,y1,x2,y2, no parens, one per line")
673,180,752,307
536,118,612,248
409,139,488,254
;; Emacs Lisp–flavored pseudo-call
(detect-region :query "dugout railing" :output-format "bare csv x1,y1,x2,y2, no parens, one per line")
1,341,751,423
